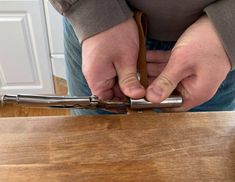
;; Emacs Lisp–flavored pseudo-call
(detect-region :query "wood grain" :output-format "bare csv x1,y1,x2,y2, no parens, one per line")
0,112,235,181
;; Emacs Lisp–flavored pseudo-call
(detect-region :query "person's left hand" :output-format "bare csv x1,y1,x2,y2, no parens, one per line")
146,15,231,111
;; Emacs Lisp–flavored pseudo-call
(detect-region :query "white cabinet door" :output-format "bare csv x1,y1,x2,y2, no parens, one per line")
0,0,54,94
44,0,66,80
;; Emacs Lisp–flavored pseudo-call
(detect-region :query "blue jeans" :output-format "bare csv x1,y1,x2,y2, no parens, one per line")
63,18,235,115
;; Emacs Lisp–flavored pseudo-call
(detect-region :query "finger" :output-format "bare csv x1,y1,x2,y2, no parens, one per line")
148,77,155,85
146,57,193,103
113,83,125,99
161,82,190,112
178,75,218,111
147,63,167,77
82,59,117,100
115,61,145,99
89,78,115,100
147,50,171,63
112,97,121,101
163,73,218,112
117,70,145,99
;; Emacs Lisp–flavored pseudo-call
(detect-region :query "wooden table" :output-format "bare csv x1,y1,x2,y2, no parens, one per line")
0,112,235,182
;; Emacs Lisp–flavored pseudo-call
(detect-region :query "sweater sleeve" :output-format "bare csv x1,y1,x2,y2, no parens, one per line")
204,0,235,69
49,0,133,43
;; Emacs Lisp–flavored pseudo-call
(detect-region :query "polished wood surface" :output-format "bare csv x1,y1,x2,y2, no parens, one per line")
0,112,235,181
0,103,69,117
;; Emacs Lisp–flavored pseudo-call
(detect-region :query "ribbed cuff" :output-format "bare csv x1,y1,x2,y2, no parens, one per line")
204,0,235,70
65,0,133,43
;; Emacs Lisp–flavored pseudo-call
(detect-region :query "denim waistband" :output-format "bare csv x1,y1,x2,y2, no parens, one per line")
146,37,176,51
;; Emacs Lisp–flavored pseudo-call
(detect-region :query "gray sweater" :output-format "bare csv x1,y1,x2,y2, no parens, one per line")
49,0,235,68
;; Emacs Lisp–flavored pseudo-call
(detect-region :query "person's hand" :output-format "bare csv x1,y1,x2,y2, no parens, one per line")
82,18,145,100
146,15,231,111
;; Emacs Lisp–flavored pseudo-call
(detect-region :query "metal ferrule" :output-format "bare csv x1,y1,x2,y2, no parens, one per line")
130,95,183,110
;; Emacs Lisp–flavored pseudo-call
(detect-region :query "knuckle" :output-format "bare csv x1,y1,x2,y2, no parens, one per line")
158,74,176,89
88,81,100,92
90,79,115,95
92,89,103,97
119,73,137,87
171,48,193,70
197,83,218,101
191,90,214,106
87,82,96,93
178,82,218,109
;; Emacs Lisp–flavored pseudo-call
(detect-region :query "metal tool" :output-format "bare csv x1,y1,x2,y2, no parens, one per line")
0,94,182,113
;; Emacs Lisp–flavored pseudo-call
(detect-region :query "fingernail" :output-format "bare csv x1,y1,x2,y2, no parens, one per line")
128,85,145,99
148,87,162,101
130,85,144,90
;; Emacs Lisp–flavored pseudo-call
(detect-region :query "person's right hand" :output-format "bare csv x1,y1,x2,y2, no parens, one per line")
146,15,231,111
82,18,145,100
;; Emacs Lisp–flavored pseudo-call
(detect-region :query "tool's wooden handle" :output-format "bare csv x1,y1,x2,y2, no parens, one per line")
134,11,148,89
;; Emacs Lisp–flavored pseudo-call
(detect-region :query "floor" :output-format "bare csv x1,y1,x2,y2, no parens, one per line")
0,77,70,117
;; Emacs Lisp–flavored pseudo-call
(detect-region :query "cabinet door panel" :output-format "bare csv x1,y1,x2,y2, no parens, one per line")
0,0,54,94
44,0,64,54
44,0,66,79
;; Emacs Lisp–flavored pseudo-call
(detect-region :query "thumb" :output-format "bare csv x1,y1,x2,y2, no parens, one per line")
146,58,191,103
115,62,145,99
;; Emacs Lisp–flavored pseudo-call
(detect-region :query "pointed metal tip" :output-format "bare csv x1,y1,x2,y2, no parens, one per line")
0,95,18,105
0,95,3,105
